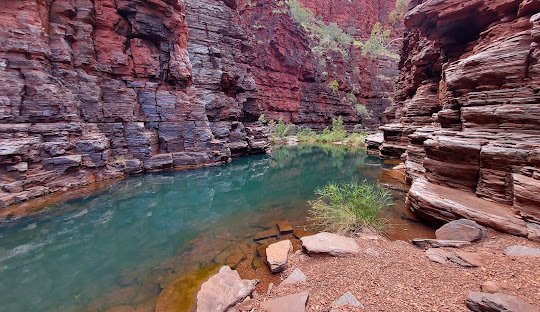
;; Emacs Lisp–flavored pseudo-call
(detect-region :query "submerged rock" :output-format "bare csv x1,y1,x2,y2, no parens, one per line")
466,292,538,312
301,232,360,256
436,219,486,243
266,240,293,273
262,291,309,312
277,221,294,234
196,266,257,312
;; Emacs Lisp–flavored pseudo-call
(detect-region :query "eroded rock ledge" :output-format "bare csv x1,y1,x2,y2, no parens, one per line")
375,0,540,237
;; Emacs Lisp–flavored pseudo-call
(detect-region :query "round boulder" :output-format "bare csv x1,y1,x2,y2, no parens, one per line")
435,219,486,242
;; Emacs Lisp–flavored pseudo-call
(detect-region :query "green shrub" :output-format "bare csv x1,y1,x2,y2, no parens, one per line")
308,181,392,234
328,80,339,93
356,103,373,119
258,114,266,124
389,0,410,27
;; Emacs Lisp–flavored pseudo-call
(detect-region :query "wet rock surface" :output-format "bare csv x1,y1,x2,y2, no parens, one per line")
376,0,540,235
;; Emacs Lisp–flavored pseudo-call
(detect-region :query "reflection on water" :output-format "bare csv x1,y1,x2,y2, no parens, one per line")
0,144,433,311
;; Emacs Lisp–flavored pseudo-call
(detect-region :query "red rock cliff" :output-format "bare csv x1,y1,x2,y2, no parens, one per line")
377,0,540,239
238,0,401,129
0,0,400,209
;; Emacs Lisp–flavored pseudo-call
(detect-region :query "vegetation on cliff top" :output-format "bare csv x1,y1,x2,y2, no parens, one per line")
309,181,392,234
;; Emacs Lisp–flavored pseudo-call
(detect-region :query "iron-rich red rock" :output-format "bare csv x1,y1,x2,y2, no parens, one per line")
377,0,540,235
0,0,400,208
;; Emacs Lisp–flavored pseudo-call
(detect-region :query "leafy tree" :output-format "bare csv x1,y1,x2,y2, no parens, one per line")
389,0,410,27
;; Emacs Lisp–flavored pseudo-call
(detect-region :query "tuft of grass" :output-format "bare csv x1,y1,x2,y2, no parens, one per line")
308,181,392,235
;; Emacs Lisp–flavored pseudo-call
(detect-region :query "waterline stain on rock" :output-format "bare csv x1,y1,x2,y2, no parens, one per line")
155,265,220,312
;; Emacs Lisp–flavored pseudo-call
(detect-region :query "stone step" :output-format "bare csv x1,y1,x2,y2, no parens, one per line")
407,178,528,237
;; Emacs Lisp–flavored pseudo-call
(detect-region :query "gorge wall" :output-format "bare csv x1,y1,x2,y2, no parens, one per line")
0,0,400,209
376,0,540,239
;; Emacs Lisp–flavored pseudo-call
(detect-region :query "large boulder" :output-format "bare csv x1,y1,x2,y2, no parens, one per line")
262,291,309,312
436,219,486,242
466,292,538,312
266,240,293,273
301,232,360,256
196,266,257,312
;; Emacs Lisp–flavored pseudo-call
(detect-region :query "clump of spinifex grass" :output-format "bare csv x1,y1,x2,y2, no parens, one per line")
308,181,392,235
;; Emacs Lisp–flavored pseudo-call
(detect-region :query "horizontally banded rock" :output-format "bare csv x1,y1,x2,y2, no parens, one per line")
0,0,269,209
436,219,486,243
301,232,361,256
376,0,540,236
0,0,403,208
266,240,293,273
196,266,257,312
466,292,538,312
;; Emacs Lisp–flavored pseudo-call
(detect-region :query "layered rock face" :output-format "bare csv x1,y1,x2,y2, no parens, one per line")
0,0,401,208
238,0,401,129
378,0,540,237
0,0,267,208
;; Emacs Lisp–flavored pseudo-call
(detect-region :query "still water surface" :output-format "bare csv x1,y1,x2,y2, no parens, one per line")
0,144,433,311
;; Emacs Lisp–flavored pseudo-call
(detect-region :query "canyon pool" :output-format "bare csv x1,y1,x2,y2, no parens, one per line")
0,144,434,312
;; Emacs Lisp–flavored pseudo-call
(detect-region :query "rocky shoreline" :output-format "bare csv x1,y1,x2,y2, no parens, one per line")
192,222,540,312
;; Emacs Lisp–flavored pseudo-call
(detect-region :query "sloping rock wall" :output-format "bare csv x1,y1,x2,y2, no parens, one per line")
379,0,540,232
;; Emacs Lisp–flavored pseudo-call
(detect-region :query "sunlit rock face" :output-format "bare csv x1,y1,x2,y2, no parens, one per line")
379,0,540,228
0,0,400,207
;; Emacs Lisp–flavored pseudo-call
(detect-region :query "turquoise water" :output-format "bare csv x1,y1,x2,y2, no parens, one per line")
0,145,427,311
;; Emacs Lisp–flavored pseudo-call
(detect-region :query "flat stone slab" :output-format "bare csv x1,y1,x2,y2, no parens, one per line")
503,245,540,257
408,178,529,237
279,268,307,287
277,221,293,234
266,240,292,273
301,232,360,256
196,266,257,312
262,291,309,312
436,219,486,242
332,291,364,309
412,238,472,249
254,228,279,241
293,228,314,239
425,249,482,267
466,292,538,312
